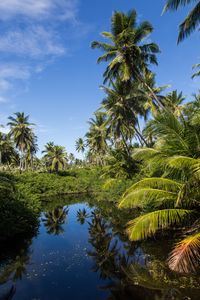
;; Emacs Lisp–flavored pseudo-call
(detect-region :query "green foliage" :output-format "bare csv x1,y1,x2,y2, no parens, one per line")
0,173,38,242
163,0,200,43
126,209,195,241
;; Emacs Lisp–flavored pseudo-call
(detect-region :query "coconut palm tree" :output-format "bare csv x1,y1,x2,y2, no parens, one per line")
91,10,162,107
118,106,200,274
162,90,185,117
101,78,153,149
42,141,55,154
43,145,68,173
163,0,200,43
75,138,85,153
68,153,75,165
7,112,35,170
0,132,18,167
86,112,109,165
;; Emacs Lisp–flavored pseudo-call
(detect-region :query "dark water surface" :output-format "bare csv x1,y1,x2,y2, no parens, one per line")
1,199,200,300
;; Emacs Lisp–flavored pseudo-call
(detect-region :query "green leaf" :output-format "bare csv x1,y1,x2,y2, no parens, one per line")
126,209,194,241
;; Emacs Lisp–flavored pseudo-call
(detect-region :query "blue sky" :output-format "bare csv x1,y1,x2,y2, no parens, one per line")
0,0,199,157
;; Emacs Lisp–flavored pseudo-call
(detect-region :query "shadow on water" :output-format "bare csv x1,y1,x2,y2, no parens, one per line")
0,197,200,300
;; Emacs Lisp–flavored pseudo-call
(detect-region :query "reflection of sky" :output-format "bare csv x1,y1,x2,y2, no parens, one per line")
1,201,200,300
4,203,112,300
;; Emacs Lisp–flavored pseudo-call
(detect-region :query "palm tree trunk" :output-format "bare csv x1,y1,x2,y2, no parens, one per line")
133,126,149,147
136,73,165,110
121,131,130,156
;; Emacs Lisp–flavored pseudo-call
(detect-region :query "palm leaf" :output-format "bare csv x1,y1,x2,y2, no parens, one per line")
163,0,195,12
119,188,177,209
122,177,181,197
168,232,200,273
178,2,200,43
126,209,194,241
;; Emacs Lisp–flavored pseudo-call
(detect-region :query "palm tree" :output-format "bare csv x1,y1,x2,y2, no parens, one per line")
163,0,200,43
7,112,35,170
75,138,85,153
25,132,38,170
43,144,68,173
0,132,18,167
118,107,200,274
86,111,109,165
42,141,55,154
91,10,162,107
68,153,75,165
162,90,185,116
101,79,152,149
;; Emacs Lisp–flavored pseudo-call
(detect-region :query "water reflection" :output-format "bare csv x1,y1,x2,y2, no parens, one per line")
0,200,200,300
0,241,32,300
42,206,69,235
76,208,89,225
88,210,119,279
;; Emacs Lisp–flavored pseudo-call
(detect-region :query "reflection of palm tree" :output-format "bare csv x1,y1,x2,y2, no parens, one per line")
88,211,119,279
0,250,30,284
76,208,89,225
0,285,16,300
43,206,69,235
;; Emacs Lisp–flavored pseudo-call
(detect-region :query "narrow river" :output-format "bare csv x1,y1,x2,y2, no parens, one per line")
0,198,200,300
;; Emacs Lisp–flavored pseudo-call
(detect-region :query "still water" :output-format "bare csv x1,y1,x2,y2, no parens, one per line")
0,199,200,300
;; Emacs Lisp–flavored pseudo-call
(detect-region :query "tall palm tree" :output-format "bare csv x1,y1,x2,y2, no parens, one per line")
43,145,68,173
101,78,155,149
91,10,162,107
7,112,35,170
163,90,185,117
42,141,55,154
86,112,109,165
75,138,85,153
0,132,18,167
163,0,200,42
25,132,38,170
68,153,75,165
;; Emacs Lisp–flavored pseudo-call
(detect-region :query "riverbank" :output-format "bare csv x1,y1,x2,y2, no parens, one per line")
0,167,132,242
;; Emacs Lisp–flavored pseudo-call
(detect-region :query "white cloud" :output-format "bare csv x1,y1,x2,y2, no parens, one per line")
0,96,8,103
0,63,30,80
0,0,78,21
0,0,89,105
0,63,31,99
0,26,65,58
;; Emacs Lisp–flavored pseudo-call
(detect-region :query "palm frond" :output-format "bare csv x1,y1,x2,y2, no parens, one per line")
178,2,200,43
163,0,195,12
122,177,182,197
167,155,198,171
119,188,177,209
168,232,200,273
126,209,194,241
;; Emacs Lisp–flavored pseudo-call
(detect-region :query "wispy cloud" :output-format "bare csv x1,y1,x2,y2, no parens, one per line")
0,0,83,104
0,0,78,21
0,26,65,58
0,62,31,96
